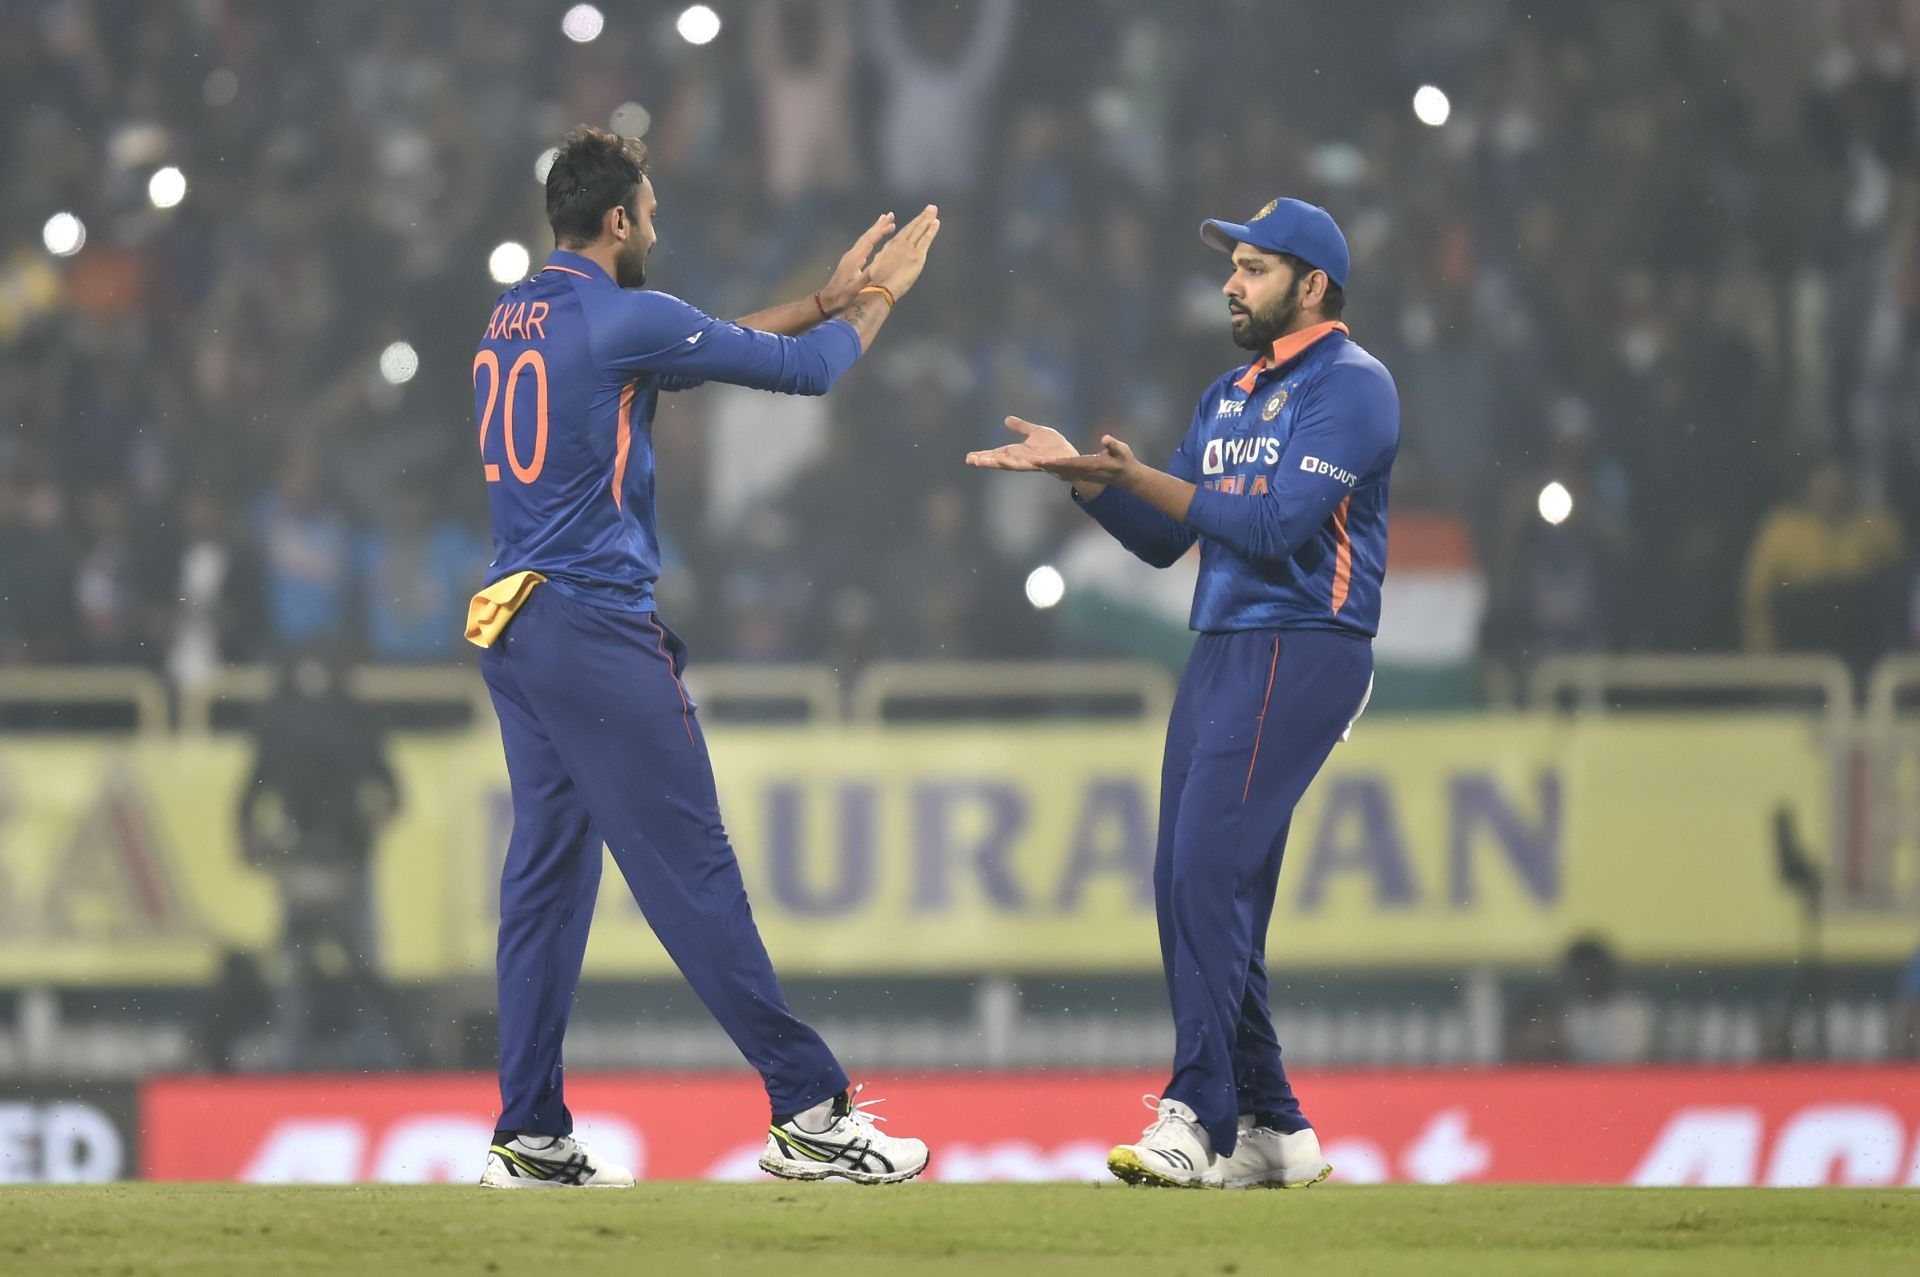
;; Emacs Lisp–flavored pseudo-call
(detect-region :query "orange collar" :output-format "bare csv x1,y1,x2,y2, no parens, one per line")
1234,321,1349,392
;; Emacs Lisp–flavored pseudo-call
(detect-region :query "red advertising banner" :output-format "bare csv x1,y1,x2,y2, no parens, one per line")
142,1067,1920,1186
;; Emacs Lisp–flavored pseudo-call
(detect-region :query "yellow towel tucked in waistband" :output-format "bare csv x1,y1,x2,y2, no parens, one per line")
465,570,547,648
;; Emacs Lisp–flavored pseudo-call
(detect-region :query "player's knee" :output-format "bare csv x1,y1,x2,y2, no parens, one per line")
1165,865,1229,926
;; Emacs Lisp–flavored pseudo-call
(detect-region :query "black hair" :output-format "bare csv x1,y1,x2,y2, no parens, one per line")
1278,251,1346,320
545,127,649,249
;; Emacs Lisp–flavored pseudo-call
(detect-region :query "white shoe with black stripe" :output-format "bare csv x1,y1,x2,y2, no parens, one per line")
479,1132,635,1188
758,1085,930,1185
1107,1096,1215,1188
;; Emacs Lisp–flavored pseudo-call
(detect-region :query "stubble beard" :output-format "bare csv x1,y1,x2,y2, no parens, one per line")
616,241,650,289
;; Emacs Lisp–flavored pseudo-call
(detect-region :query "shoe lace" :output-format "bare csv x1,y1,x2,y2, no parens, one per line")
1137,1093,1182,1140
840,1082,891,1133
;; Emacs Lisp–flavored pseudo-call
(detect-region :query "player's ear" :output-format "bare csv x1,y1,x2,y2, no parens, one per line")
608,204,628,242
1302,267,1327,309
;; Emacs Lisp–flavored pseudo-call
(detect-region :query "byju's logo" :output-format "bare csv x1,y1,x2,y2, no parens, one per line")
1206,437,1282,476
1299,455,1360,487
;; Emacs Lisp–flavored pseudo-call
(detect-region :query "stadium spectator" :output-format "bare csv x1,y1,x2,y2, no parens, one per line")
358,484,485,664
747,0,862,204
878,485,986,658
1805,3,1920,469
0,461,76,664
0,0,1903,675
1480,401,1633,663
69,485,147,665
236,650,403,1069
158,488,268,691
1742,455,1908,675
866,0,1016,197
255,444,355,650
1559,937,1657,1066
197,950,274,1073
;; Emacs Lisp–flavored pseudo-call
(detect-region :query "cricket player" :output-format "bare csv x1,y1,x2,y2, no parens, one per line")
968,198,1396,1188
467,128,939,1187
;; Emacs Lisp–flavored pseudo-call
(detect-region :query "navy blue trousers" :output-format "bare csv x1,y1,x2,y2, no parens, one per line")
1157,628,1373,1155
479,586,847,1134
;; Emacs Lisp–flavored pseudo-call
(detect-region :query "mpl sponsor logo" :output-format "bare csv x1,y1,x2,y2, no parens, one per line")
143,1068,1920,1185
1215,398,1245,420
1299,455,1359,487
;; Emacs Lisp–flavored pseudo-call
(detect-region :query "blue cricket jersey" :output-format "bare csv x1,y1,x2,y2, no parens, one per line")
1078,322,1399,636
472,249,863,611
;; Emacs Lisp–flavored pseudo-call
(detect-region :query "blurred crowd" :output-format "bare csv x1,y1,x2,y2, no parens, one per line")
3,0,1920,682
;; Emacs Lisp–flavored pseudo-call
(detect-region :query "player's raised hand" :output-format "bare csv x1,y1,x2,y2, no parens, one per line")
816,212,895,312
966,416,1080,472
1036,435,1138,486
867,205,941,299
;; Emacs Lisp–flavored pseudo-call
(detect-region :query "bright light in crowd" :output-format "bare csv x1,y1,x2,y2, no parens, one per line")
609,101,652,137
1538,481,1573,526
489,241,531,284
677,4,722,45
42,212,85,257
1412,84,1452,127
561,4,605,43
148,166,187,209
533,147,559,184
379,341,420,386
1025,565,1066,610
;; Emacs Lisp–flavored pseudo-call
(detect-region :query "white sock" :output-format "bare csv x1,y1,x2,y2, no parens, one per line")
791,1096,839,1134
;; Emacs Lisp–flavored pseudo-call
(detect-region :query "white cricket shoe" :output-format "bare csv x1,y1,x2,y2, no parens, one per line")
480,1132,635,1188
1107,1095,1214,1188
1208,1116,1333,1189
759,1085,930,1185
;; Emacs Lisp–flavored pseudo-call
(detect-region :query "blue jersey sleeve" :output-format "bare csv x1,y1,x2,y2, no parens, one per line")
1073,402,1204,569
592,290,861,395
1182,363,1398,565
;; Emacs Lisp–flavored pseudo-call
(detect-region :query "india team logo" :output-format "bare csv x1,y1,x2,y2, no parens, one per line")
1262,388,1287,421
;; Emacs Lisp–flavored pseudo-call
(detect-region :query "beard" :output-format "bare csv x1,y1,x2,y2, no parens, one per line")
1230,288,1300,351
615,239,650,289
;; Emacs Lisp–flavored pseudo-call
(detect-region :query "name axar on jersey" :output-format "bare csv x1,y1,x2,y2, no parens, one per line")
473,250,860,612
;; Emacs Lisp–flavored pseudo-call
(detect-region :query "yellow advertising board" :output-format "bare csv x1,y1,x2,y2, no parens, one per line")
0,717,1910,985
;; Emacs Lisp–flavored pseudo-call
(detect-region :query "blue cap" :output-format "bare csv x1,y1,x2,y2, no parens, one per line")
1200,198,1350,288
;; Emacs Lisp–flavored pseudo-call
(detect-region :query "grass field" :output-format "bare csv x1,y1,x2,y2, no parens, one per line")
5,1184,1918,1277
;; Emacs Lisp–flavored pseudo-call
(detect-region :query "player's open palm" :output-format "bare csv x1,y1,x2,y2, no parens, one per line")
966,416,1079,473
867,205,941,299
817,212,895,312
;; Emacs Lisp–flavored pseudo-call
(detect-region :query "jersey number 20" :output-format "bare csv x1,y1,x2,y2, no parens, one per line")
473,349,548,484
